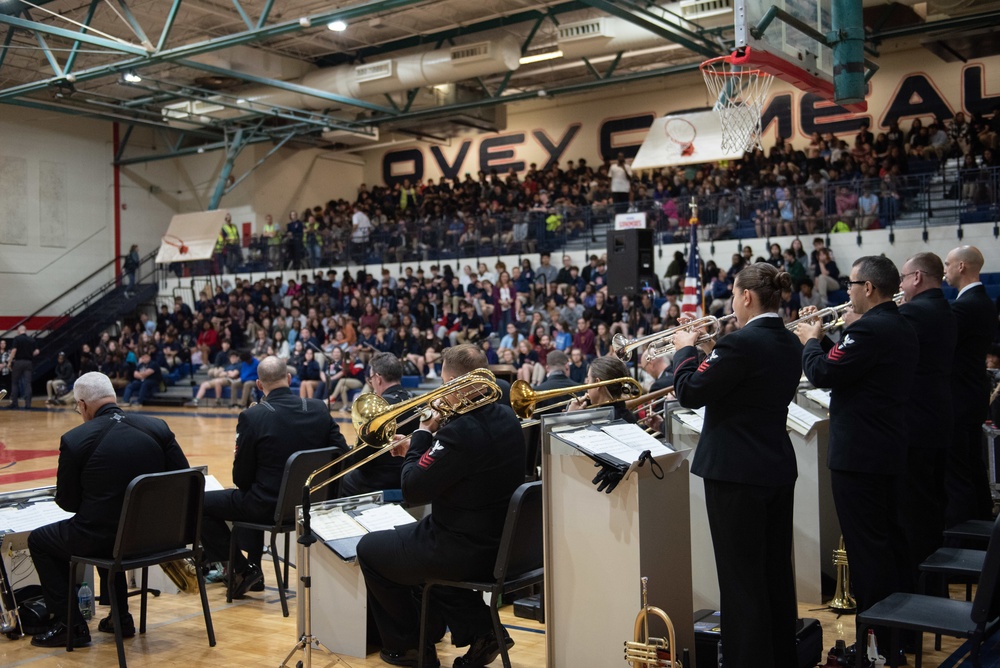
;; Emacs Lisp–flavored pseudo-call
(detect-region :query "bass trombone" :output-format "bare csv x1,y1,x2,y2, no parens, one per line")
613,314,736,363
305,368,501,493
511,376,643,420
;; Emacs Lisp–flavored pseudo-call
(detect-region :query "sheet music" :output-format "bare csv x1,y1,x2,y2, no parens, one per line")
804,388,831,409
786,402,821,436
556,429,636,465
0,499,74,534
353,504,418,533
600,423,675,457
204,474,224,493
310,507,367,542
673,410,705,433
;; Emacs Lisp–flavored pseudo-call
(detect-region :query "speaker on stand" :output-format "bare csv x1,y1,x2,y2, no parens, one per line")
606,228,657,297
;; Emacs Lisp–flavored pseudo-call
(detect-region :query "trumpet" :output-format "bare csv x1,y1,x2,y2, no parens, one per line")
624,576,681,667
790,292,905,333
510,376,643,420
613,315,735,363
305,368,501,494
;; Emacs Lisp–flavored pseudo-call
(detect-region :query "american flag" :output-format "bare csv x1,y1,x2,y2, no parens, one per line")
682,204,702,316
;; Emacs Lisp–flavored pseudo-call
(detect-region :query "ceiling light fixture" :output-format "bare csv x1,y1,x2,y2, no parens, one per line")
327,20,347,31
122,70,142,84
519,50,563,65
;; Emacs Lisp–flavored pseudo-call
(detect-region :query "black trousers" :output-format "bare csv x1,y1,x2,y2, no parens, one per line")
10,359,32,407
831,470,909,646
703,479,798,668
945,419,993,527
201,489,271,573
28,520,127,625
357,527,492,652
896,448,947,591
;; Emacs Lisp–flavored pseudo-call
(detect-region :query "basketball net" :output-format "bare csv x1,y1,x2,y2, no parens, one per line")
701,53,774,154
162,234,189,256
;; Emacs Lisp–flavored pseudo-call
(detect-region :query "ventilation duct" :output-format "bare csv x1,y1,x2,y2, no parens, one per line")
164,37,521,124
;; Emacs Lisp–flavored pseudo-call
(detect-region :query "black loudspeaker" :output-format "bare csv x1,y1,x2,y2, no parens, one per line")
606,228,656,296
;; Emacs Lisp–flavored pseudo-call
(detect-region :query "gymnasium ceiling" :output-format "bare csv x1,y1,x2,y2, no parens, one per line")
1,0,1000,167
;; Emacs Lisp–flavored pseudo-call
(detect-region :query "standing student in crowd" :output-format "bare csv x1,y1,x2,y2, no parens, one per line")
798,255,919,652
672,263,803,668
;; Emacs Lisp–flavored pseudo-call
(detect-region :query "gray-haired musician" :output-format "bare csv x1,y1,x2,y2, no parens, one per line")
28,372,189,648
357,344,523,668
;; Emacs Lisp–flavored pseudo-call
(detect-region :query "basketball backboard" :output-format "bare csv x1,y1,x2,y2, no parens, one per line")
631,110,745,169
733,0,869,111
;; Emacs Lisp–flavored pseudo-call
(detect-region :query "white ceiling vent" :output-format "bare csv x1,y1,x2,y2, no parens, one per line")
355,60,394,82
558,18,613,42
679,0,734,19
450,42,492,63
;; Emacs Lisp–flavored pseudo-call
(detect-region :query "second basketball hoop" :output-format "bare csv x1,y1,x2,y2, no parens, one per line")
700,49,774,154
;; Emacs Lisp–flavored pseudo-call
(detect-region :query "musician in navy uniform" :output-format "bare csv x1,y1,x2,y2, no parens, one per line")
566,356,637,423
28,372,189,647
943,245,999,526
357,344,524,668
896,252,957,584
672,263,803,668
798,255,919,651
339,352,415,497
200,356,347,597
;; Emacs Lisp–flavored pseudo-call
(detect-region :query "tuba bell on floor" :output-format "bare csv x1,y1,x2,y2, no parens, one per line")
829,535,856,612
624,577,681,667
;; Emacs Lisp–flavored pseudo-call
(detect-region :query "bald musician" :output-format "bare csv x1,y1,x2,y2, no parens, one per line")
798,256,918,652
896,252,957,585
944,245,999,526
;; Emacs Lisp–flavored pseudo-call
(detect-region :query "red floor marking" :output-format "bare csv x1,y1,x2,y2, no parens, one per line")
0,447,60,465
0,468,58,485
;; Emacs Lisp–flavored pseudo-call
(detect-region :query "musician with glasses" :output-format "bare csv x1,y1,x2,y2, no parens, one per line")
338,352,416,497
357,344,524,668
27,372,189,648
798,255,919,653
895,253,957,590
671,263,802,668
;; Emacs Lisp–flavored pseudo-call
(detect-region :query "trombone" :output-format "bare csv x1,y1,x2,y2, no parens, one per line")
305,368,501,494
613,314,736,363
511,376,643,421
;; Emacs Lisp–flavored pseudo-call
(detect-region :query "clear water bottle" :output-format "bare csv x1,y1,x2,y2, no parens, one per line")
78,582,94,621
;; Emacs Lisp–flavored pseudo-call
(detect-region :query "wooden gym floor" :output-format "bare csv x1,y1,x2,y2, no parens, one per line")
0,405,969,666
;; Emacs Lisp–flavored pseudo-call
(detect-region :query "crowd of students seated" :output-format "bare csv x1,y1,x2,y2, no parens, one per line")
195,108,1000,276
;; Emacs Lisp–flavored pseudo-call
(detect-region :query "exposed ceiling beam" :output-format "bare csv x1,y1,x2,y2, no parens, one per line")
0,10,150,56
578,0,721,58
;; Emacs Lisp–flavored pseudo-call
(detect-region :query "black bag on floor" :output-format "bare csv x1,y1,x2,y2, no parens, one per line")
13,584,49,636
693,609,823,668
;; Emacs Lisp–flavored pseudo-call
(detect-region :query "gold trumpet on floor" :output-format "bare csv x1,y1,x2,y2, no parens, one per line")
829,536,856,612
511,376,643,421
305,368,501,493
624,576,681,667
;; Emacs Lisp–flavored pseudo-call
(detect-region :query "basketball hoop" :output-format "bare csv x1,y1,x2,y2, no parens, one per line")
163,234,189,256
664,117,696,157
701,49,774,153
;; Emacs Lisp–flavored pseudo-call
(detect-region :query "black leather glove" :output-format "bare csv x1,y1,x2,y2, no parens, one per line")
591,461,626,493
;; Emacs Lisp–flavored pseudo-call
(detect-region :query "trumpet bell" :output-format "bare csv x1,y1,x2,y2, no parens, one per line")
351,392,395,447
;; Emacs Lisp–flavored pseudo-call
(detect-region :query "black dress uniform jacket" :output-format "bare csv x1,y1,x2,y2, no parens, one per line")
339,384,413,496
899,288,957,449
673,316,803,485
234,386,347,517
57,404,189,544
400,401,524,570
952,284,999,423
802,300,919,473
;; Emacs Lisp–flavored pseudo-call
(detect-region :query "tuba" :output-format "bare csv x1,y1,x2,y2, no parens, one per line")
305,368,501,493
161,558,199,593
624,576,681,667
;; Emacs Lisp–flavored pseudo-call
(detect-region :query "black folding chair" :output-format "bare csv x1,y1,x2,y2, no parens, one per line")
857,515,1000,668
67,469,215,668
417,481,544,668
227,446,341,616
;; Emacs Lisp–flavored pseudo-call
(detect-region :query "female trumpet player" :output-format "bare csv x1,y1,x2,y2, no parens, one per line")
566,356,637,423
671,263,803,668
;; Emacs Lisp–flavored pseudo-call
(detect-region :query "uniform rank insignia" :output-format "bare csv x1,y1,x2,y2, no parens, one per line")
418,441,445,469
827,334,854,361
697,349,719,373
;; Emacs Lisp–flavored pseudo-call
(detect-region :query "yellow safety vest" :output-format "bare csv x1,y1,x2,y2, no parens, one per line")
264,222,280,246
215,233,224,252
223,223,239,244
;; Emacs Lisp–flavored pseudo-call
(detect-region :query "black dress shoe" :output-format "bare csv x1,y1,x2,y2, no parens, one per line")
379,647,440,667
453,630,514,667
231,563,263,599
98,612,136,638
30,621,91,648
